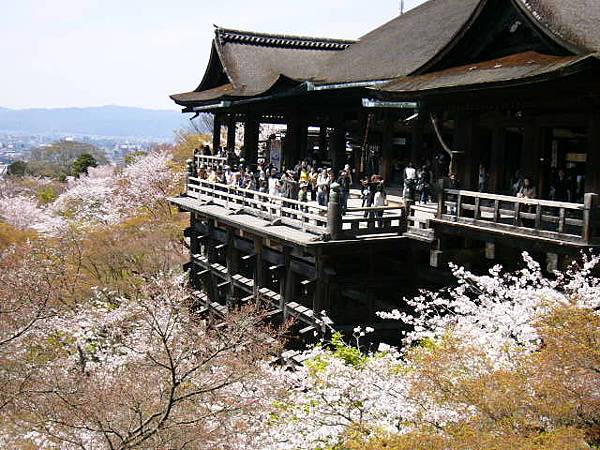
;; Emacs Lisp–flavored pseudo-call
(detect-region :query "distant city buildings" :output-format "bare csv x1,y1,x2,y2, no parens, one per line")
0,131,167,165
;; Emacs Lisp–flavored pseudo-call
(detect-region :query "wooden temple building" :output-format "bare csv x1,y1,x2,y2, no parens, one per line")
170,0,600,337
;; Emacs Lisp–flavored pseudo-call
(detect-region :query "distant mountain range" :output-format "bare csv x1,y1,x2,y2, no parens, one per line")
0,105,204,140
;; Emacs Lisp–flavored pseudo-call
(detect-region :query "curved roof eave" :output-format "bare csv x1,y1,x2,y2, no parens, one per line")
212,31,239,89
511,0,588,55
410,0,490,76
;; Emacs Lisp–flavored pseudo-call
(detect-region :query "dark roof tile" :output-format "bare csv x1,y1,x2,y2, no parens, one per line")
516,0,600,53
315,0,483,83
377,51,596,94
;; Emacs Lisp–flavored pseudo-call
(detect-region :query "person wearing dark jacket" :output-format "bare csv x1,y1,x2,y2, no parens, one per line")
337,170,351,213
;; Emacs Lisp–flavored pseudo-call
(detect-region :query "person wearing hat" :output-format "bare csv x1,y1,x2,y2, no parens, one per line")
298,182,309,212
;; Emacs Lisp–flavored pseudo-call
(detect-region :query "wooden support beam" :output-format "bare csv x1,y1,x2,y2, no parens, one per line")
243,114,260,167
583,193,598,243
254,238,265,293
319,125,328,157
299,325,316,335
227,117,237,153
411,113,424,166
266,309,283,317
381,111,395,181
204,220,218,302
280,247,293,316
212,113,222,154
225,229,239,308
331,119,346,173
521,121,542,184
453,111,476,188
485,242,496,260
312,256,331,316
283,110,306,169
488,127,505,192
241,295,254,304
586,112,600,195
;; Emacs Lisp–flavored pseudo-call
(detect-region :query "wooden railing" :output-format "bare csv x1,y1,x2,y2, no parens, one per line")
438,189,599,244
340,206,405,238
187,177,328,234
195,154,228,169
185,176,406,239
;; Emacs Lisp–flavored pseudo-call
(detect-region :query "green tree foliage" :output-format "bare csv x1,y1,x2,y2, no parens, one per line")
71,153,97,178
7,160,27,177
27,140,107,178
123,150,147,166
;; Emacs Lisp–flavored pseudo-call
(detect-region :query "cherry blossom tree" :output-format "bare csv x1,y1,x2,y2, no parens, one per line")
2,272,284,450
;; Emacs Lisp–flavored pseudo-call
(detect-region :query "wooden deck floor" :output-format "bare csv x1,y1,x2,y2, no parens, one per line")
172,196,325,247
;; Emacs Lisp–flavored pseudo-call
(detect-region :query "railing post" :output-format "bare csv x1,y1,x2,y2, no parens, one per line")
583,193,598,243
436,179,447,219
558,208,566,234
513,202,522,227
327,182,343,240
474,196,481,220
404,199,413,233
185,159,194,194
534,204,542,230
493,200,500,223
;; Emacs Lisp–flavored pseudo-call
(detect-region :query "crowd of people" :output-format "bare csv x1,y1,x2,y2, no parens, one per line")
509,168,585,202
400,162,434,205
194,143,588,220
193,154,373,214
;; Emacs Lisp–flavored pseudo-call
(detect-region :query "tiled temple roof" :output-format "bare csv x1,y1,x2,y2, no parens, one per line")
171,0,600,108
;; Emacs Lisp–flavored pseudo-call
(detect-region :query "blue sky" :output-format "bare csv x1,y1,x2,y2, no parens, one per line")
0,0,426,110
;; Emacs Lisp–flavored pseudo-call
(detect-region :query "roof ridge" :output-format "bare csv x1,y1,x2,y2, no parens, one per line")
215,27,355,50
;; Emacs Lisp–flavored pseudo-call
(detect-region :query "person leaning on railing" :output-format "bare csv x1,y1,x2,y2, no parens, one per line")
517,177,537,221
198,164,208,180
207,169,218,183
517,177,537,200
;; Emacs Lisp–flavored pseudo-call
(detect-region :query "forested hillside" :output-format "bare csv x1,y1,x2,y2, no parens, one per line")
0,132,598,449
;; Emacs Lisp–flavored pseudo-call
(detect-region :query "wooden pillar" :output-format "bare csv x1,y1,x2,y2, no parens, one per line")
330,116,346,173
212,113,222,155
319,125,328,158
189,214,201,256
299,117,308,162
586,112,600,195
253,238,264,293
204,220,218,302
312,256,331,316
521,121,543,185
280,247,294,319
381,111,395,181
284,112,299,170
225,229,239,309
488,127,506,193
226,116,237,153
188,214,201,289
243,114,260,167
453,111,476,188
411,114,424,165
